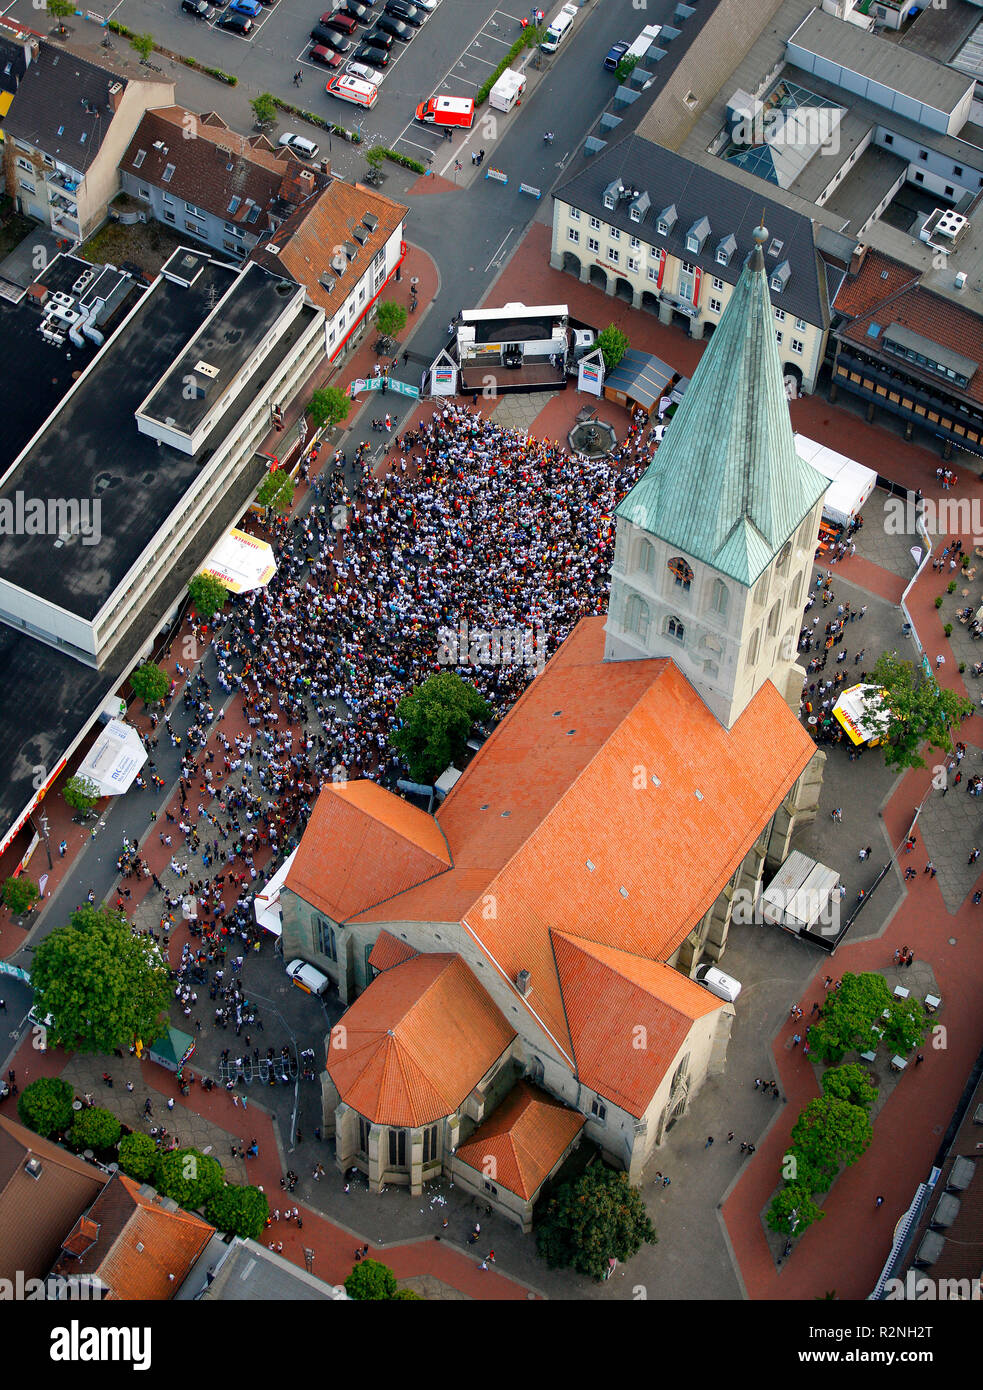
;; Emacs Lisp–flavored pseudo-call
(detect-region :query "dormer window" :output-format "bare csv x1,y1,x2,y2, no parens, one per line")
686,235,699,253
603,177,621,212
603,192,616,211
770,259,791,294
657,221,668,236
656,203,676,237
162,164,175,183
715,233,736,266
685,216,710,256
628,189,650,224
133,149,146,169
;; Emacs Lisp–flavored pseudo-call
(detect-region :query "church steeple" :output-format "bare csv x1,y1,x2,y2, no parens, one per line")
604,223,828,729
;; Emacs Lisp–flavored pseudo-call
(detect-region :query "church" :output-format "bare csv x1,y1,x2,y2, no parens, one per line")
278,226,829,1230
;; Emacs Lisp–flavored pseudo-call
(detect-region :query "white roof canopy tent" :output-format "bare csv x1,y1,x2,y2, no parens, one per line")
833,683,891,746
76,720,147,797
199,527,277,595
253,848,297,936
794,433,877,527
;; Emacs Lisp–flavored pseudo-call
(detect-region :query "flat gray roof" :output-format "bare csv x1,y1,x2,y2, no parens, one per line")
788,10,974,116
883,321,978,378
822,143,908,235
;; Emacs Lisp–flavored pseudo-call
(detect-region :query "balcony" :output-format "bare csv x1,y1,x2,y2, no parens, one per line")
46,169,81,196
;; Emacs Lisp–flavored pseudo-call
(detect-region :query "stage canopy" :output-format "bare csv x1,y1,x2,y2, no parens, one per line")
76,719,147,796
832,684,891,746
199,527,277,595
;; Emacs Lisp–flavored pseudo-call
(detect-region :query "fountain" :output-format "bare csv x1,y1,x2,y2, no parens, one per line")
568,418,618,458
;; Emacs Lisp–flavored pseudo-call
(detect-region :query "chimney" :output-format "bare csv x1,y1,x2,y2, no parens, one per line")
516,969,531,997
848,243,868,277
108,82,124,114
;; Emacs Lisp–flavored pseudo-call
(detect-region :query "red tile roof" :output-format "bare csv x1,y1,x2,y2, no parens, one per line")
326,954,516,1126
833,249,919,319
285,779,451,924
553,932,723,1117
454,1082,585,1200
368,930,420,972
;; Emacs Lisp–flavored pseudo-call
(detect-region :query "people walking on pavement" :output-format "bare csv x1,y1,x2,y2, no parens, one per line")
704,1135,714,1149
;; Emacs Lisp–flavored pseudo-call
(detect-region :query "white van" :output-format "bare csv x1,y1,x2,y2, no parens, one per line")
695,964,742,1002
540,2,577,53
286,959,331,997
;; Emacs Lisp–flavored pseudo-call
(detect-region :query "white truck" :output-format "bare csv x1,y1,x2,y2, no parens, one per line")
541,2,577,53
489,68,526,113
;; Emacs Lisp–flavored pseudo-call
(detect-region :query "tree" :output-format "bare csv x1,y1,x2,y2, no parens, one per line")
766,1184,824,1236
130,661,169,706
2,876,39,915
807,971,893,1065
46,0,74,34
156,1147,225,1211
118,1131,159,1184
789,1096,873,1187
821,1062,877,1112
70,1106,121,1153
206,1183,269,1239
863,653,972,771
63,773,100,815
390,670,490,784
130,33,155,63
188,573,228,622
535,1165,656,1281
391,1287,423,1300
344,1259,398,1300
595,323,630,371
30,906,171,1055
250,93,278,127
615,54,638,83
375,300,407,339
307,385,350,432
882,995,929,1056
256,470,295,515
17,1077,74,1139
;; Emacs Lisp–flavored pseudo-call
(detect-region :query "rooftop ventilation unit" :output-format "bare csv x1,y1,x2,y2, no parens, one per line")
318,273,335,293
516,969,531,996
362,212,379,232
936,210,968,240
194,361,219,378
330,251,347,275
352,226,368,245
24,1158,42,1180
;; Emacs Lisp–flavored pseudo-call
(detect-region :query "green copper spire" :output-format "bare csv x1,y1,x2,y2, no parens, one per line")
616,224,827,586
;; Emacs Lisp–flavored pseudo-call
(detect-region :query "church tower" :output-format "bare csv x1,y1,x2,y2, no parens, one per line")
604,224,828,730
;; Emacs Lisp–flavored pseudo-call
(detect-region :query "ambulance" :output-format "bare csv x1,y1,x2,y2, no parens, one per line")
325,73,379,108
415,94,475,128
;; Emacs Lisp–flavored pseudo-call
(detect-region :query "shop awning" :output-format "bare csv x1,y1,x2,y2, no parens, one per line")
253,848,297,936
832,684,891,746
75,720,147,796
199,527,277,595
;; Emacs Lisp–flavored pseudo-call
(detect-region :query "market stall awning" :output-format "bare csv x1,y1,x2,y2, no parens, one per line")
199,527,277,595
832,684,891,746
147,1025,195,1072
604,349,678,411
253,848,297,936
76,720,147,796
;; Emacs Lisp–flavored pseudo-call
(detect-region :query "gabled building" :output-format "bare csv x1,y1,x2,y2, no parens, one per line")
119,108,330,263
0,16,36,193
0,41,173,240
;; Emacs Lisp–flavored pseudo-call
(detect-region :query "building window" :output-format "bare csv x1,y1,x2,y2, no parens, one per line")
588,237,599,253
628,256,639,273
709,297,722,314
775,331,783,345
422,1125,438,1164
164,211,176,223
791,337,804,354
790,570,804,609
357,1116,370,1156
711,578,729,616
681,260,695,274
138,187,150,201
570,206,581,221
629,235,640,249
954,165,963,177
223,240,238,252
625,593,650,642
185,201,199,214
609,227,620,241
754,573,769,605
747,627,760,665
647,265,660,282
776,540,792,576
591,1096,606,1121
589,215,601,230
388,1128,407,1168
162,193,174,206
767,599,781,637
770,275,784,292
794,317,807,331
774,308,785,322
668,555,693,591
884,133,894,145
608,248,619,265
666,615,685,642
712,276,724,290
637,540,655,573
914,172,924,184
657,220,668,235
567,227,579,243
16,157,33,173
918,150,927,162
944,186,953,197
314,913,337,962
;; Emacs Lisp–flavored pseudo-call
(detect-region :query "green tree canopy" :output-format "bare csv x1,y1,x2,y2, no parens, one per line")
821,1062,878,1112
807,971,893,1065
46,0,75,31
70,1106,122,1153
391,1287,423,1299
206,1183,270,1240
535,1165,656,1282
118,1131,160,1184
130,32,155,62
789,1096,873,1187
390,670,490,784
130,661,169,706
188,573,228,622
615,54,638,83
17,1077,75,1139
63,773,100,814
256,470,295,515
30,906,171,1055
156,1148,225,1211
2,875,39,915
344,1259,398,1300
766,1183,824,1236
375,300,407,339
882,995,929,1055
307,385,351,432
595,323,630,371
250,93,278,126
863,653,973,771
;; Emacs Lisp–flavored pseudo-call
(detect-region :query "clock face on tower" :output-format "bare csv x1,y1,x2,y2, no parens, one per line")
668,556,693,591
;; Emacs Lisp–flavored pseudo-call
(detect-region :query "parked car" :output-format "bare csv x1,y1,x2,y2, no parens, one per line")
320,9,358,30
363,25,393,47
345,59,384,85
309,42,344,66
286,959,331,996
310,21,353,49
217,11,252,30
229,0,261,14
385,0,425,24
181,0,217,18
341,0,374,20
373,14,412,41
351,41,389,66
412,0,438,9
278,132,321,159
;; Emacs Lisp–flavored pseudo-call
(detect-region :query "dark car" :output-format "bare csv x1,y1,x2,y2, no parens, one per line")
320,9,358,30
217,11,252,31
385,0,424,24
310,22,353,49
362,25,393,47
181,0,216,17
372,13,412,40
350,41,389,66
309,42,344,66
341,0,373,19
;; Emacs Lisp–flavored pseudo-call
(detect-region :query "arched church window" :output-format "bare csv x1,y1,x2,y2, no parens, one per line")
747,627,760,666
767,599,781,637
637,540,655,574
668,556,694,592
625,593,650,642
754,573,769,606
711,579,729,616
789,569,803,610
666,616,685,643
776,540,792,576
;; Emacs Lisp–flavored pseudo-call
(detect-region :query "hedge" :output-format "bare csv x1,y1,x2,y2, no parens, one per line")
272,99,361,144
106,26,236,85
367,146,426,175
475,27,542,106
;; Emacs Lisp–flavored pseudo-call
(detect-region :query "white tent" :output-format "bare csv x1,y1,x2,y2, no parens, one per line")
794,433,877,527
199,527,277,595
253,848,297,936
76,720,147,797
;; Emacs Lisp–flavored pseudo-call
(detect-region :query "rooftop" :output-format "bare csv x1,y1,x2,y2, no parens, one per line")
454,1082,585,1200
0,42,134,173
191,1237,348,1300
